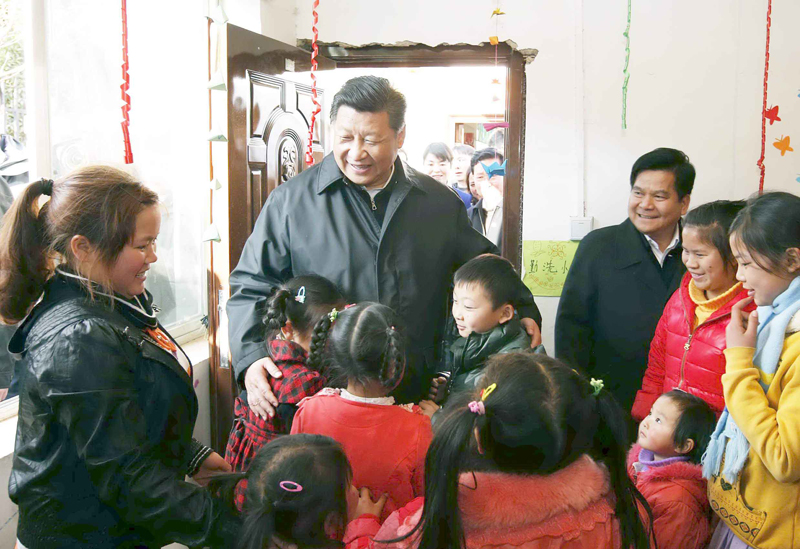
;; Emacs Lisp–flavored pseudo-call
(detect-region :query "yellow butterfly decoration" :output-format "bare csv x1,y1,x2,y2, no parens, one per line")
773,136,794,156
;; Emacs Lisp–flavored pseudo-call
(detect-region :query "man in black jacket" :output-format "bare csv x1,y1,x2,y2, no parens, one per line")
555,148,694,412
228,76,541,414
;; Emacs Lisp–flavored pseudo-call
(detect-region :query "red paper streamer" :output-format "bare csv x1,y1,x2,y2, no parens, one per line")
121,0,133,164
756,0,772,193
305,0,322,166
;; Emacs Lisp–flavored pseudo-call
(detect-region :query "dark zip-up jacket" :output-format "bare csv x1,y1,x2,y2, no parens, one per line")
8,274,238,548
228,154,541,401
445,318,531,396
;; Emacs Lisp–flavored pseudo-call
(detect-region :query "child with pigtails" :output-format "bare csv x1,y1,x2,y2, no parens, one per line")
224,275,346,509
291,302,433,521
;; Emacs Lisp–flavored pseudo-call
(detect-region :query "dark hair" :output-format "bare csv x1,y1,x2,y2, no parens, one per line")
729,191,800,276
629,148,695,200
683,200,747,270
264,276,346,370
469,148,504,175
423,142,453,163
233,434,352,549
660,390,716,464
452,144,475,158
330,76,406,133
308,302,405,392
454,254,520,310
0,166,159,323
408,353,652,549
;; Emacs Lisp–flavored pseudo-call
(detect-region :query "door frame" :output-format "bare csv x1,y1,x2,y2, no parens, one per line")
307,41,530,270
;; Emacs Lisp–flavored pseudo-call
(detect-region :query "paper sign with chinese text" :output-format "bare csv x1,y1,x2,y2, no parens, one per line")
522,240,580,297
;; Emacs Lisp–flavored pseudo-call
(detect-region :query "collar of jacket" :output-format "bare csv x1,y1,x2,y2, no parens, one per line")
615,217,683,270
314,154,428,195
677,271,754,327
269,338,308,364
627,444,708,504
52,269,159,330
450,318,527,373
458,456,613,538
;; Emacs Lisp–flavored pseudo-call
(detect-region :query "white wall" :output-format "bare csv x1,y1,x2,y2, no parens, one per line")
294,0,800,351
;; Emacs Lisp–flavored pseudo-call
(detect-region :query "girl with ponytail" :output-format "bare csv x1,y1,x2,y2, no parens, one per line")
222,434,387,549
225,275,346,509
1,167,238,548
344,352,653,549
291,302,433,521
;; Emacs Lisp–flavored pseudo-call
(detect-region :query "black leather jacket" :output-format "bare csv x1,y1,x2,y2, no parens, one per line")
8,273,238,548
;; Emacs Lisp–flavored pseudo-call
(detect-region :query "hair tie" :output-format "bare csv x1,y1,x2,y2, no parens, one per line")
590,378,604,397
295,286,306,304
279,480,303,492
40,178,54,196
468,400,486,415
328,308,339,322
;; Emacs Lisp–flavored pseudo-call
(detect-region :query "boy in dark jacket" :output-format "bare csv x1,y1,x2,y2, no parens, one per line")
424,255,540,414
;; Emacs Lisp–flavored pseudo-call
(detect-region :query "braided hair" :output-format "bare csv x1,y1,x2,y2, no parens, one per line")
307,302,406,392
398,352,653,549
262,276,345,368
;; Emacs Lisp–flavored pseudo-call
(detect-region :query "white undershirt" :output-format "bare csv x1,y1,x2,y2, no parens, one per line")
643,224,680,266
339,389,396,406
365,165,395,200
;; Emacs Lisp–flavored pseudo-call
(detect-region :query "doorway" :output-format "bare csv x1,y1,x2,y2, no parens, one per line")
207,25,527,451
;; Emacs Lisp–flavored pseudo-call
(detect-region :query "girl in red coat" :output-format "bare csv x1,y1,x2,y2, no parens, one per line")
630,389,717,549
633,200,754,420
224,275,346,509
291,302,433,521
344,353,653,549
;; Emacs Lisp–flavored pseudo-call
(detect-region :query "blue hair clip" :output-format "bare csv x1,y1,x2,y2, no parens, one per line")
480,160,507,178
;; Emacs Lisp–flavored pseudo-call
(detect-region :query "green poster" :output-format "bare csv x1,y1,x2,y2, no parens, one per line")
522,240,580,297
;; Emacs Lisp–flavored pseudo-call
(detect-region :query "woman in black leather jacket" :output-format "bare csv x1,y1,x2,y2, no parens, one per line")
0,167,238,548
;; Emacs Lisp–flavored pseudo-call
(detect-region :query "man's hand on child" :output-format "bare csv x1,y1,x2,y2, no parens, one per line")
192,451,232,487
245,356,283,419
726,297,758,350
428,376,448,402
348,486,388,522
521,318,542,347
418,400,440,418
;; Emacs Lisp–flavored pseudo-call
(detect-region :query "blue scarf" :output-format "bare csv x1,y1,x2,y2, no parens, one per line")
702,276,800,482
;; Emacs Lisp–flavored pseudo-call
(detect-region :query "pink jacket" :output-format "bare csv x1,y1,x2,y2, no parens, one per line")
344,455,621,549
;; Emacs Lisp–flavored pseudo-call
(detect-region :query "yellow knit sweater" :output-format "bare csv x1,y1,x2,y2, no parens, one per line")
707,311,800,549
687,280,742,327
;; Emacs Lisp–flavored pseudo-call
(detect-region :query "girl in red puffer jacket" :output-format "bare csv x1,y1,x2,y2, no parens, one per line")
632,200,755,421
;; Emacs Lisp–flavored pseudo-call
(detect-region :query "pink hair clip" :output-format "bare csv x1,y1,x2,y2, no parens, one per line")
279,480,303,492
344,303,356,310
468,401,485,415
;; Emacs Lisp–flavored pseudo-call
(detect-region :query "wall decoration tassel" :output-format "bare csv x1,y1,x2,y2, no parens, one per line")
305,0,322,166
121,0,133,164
756,0,773,193
621,0,631,130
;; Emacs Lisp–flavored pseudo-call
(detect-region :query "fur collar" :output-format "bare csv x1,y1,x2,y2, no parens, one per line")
459,455,612,533
627,444,705,485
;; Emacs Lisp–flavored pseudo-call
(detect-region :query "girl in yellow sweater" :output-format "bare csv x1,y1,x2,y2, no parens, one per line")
703,191,800,549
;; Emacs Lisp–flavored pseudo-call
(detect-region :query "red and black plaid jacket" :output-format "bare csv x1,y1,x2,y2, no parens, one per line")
225,340,325,473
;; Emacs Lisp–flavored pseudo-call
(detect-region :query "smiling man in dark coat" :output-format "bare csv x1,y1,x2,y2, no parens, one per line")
555,148,694,412
228,76,541,414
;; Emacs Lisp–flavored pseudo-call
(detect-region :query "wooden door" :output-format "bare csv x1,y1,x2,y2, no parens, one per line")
207,24,334,452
